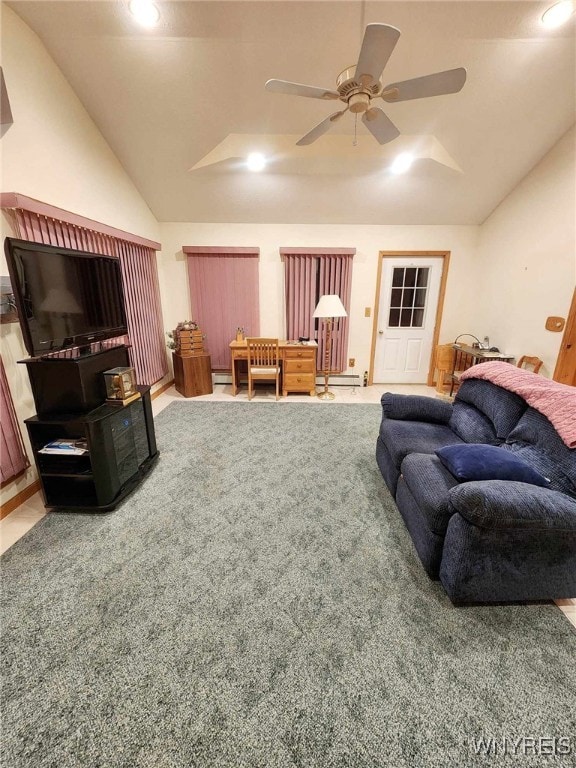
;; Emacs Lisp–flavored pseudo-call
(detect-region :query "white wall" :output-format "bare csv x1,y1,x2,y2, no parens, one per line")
470,126,576,376
158,223,480,378
156,127,575,384
0,5,160,507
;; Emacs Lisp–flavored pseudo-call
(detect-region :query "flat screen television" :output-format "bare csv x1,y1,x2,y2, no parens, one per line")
4,238,128,358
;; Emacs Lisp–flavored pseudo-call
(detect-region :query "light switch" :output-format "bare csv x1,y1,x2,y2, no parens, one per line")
365,307,371,317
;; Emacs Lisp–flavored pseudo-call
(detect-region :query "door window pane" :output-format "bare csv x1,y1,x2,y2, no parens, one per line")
403,288,415,306
416,268,429,287
388,266,430,328
412,308,424,327
400,308,413,327
415,288,426,308
392,268,404,287
404,268,417,287
388,308,400,327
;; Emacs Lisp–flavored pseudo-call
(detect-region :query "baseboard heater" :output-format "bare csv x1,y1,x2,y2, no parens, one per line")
213,372,361,388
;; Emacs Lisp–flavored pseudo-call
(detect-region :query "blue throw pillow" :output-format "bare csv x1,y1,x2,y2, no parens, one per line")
435,444,551,487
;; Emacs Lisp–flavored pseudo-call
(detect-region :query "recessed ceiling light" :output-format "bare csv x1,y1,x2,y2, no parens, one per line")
390,153,414,175
129,0,160,28
541,0,574,28
246,153,266,172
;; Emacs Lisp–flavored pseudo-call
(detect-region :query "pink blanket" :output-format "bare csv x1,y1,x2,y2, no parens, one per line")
459,362,576,449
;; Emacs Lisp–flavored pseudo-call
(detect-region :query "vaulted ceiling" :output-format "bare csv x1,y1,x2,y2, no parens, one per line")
7,1,576,224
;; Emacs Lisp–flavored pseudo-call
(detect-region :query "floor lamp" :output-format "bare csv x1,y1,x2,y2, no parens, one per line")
313,294,347,400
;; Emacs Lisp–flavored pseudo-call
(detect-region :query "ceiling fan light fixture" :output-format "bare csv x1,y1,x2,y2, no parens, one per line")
390,152,414,174
246,153,266,172
348,93,370,114
541,0,574,27
129,0,160,28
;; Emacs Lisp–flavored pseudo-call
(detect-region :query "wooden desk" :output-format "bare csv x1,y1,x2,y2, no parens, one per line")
230,340,317,397
449,344,515,395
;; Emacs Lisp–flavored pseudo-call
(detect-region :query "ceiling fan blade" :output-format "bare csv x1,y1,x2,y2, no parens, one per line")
265,79,340,100
296,109,347,146
361,108,400,145
382,67,467,102
354,24,401,84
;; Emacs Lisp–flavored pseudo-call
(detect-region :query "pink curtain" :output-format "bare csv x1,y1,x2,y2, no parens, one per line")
282,249,354,373
9,209,167,386
186,250,260,370
318,254,353,373
284,254,317,342
116,240,167,387
0,357,29,484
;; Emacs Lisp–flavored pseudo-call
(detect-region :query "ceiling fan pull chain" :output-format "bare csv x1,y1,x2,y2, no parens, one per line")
353,113,358,146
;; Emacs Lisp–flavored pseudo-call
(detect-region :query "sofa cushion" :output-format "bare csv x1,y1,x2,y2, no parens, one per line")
400,453,460,535
379,419,463,470
436,444,551,488
505,407,576,498
450,379,527,441
449,401,499,444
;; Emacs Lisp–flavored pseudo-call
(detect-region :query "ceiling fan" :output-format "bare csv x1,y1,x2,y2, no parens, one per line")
265,24,466,146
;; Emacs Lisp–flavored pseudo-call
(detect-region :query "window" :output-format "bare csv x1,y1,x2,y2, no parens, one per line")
282,248,355,373
184,247,260,370
388,266,430,328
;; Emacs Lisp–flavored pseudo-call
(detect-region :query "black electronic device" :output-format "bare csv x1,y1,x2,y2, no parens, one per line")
25,386,158,511
4,237,128,357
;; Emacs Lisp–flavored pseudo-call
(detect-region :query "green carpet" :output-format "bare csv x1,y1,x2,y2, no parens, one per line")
1,402,575,768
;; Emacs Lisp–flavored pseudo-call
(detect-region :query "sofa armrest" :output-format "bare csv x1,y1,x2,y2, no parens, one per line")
449,480,576,532
380,393,453,424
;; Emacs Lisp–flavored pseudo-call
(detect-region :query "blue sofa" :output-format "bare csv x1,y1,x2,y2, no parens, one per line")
376,378,576,603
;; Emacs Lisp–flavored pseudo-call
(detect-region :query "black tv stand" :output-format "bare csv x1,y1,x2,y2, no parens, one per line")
22,347,159,512
20,345,132,415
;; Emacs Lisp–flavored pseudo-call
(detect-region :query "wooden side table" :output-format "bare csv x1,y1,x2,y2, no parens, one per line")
173,352,213,397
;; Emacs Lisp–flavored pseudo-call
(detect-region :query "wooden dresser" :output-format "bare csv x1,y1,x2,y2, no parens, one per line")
229,340,317,397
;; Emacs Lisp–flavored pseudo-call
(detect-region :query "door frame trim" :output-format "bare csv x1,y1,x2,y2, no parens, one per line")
369,251,451,386
553,287,576,385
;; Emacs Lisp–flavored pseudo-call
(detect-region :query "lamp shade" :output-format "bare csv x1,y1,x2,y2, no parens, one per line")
313,294,347,319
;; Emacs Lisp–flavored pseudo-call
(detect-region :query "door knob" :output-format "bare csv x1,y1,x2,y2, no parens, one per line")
378,330,384,335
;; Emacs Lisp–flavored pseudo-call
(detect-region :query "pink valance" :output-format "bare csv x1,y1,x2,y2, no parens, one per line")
280,248,355,256
0,193,160,250
183,246,259,256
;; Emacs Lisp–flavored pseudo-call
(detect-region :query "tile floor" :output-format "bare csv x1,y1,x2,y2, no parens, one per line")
2,382,575,627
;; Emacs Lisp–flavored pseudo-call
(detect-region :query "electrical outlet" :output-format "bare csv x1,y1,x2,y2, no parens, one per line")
349,358,355,367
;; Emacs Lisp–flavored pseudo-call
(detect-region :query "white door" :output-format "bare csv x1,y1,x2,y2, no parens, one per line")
374,258,443,383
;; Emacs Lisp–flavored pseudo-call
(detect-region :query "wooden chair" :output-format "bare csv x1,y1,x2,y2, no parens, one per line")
434,343,455,394
517,355,543,374
246,338,281,400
